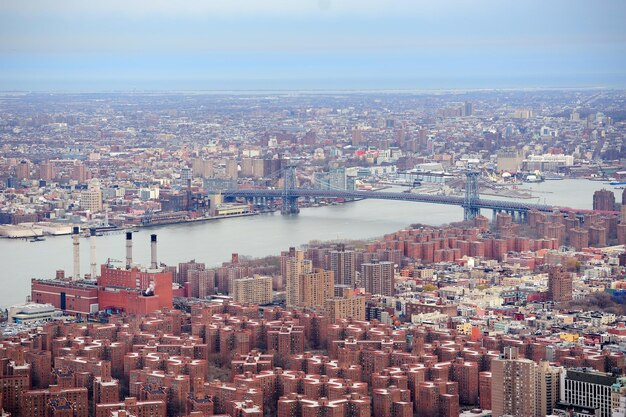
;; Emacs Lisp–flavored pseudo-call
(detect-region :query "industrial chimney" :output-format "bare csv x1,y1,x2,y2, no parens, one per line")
150,234,158,269
126,231,133,269
72,226,80,280
89,228,97,279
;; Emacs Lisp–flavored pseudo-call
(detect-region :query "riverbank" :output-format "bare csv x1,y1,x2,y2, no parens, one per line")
0,178,607,308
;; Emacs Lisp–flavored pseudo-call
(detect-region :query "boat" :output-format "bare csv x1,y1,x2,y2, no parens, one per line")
525,174,543,183
29,236,45,242
543,173,565,180
609,181,626,186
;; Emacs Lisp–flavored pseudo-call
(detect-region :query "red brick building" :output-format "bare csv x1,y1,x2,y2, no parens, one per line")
31,279,99,317
97,265,173,315
21,385,88,417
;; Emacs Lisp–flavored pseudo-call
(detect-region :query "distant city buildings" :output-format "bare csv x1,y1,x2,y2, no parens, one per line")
4,91,626,417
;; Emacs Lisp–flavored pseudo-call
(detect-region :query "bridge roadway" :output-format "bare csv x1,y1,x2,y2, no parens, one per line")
222,188,564,213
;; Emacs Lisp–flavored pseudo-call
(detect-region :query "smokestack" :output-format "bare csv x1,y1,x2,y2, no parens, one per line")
126,232,133,269
150,234,158,269
90,228,97,279
72,226,80,280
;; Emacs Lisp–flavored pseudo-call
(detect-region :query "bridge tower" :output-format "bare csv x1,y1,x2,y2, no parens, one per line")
281,164,300,215
463,170,480,220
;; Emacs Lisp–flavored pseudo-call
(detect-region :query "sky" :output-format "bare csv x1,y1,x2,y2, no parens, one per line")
1,0,626,91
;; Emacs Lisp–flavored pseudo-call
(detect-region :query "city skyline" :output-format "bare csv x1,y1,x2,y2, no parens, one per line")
2,3,626,411
1,0,626,91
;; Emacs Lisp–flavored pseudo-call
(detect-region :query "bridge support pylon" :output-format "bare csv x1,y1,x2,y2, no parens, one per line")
463,170,480,220
281,163,300,215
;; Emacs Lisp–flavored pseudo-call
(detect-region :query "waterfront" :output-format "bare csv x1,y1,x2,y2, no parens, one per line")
0,179,614,308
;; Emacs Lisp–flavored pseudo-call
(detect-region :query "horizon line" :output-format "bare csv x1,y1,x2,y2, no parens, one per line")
0,85,619,95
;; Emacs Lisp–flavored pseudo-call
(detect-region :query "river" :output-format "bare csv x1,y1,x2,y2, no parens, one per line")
0,179,618,308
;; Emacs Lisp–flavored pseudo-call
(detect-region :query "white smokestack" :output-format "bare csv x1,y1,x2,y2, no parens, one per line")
72,226,80,280
90,228,97,279
150,234,158,269
126,231,133,269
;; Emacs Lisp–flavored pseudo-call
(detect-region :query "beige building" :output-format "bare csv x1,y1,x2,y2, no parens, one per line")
285,250,312,308
324,289,365,323
496,148,524,173
240,157,254,177
536,361,561,417
191,158,214,179
491,346,537,417
80,183,103,213
225,159,238,180
299,268,334,310
231,275,272,305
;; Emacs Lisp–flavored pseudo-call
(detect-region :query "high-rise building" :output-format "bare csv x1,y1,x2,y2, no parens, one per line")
361,260,394,296
464,101,473,117
536,361,561,417
188,269,215,299
178,261,205,285
298,268,334,310
15,160,31,181
38,160,55,181
71,163,89,183
232,275,273,305
240,157,254,177
80,181,103,213
569,228,589,250
351,127,363,146
324,294,366,323
593,189,616,211
491,346,537,417
330,245,356,287
253,159,266,178
225,159,238,180
285,250,312,308
548,266,572,302
191,158,214,179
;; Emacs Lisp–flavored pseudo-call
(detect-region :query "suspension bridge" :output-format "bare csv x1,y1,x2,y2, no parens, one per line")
216,165,608,221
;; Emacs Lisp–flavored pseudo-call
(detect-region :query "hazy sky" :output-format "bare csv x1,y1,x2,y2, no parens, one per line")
1,0,625,91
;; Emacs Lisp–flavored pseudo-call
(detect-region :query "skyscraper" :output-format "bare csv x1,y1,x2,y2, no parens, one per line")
491,346,537,417
361,260,394,296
